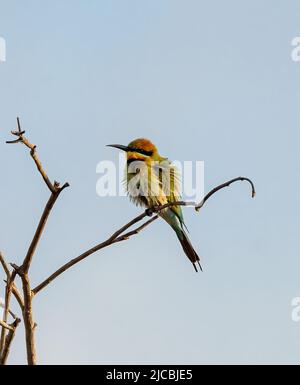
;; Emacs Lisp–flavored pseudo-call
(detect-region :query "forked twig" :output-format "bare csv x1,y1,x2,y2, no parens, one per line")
3,118,70,365
0,252,23,356
0,318,21,365
1,117,255,365
6,117,55,193
32,176,255,295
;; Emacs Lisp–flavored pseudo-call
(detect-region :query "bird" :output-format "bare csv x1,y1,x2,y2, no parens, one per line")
107,138,202,272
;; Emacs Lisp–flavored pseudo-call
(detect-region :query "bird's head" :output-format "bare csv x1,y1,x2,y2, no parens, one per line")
107,138,162,162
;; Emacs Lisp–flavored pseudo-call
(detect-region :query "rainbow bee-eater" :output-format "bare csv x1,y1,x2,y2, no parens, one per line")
107,138,202,272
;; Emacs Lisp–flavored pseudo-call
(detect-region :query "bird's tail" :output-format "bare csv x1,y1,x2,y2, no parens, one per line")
175,228,202,272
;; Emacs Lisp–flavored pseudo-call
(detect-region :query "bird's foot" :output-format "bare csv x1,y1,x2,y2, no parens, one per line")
145,208,154,217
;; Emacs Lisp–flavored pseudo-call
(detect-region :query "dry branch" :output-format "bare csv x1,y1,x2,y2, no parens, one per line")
195,176,256,211
1,252,25,310
21,184,69,275
0,269,17,356
32,176,255,295
21,275,36,365
11,283,25,311
4,118,70,365
2,117,255,365
0,318,21,365
0,252,23,357
0,320,14,332
6,117,54,193
0,252,10,278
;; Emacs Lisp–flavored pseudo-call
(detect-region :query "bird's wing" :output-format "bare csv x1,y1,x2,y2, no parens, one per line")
153,159,185,228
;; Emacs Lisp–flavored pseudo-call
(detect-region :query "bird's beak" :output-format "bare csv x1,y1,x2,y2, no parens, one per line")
106,144,129,152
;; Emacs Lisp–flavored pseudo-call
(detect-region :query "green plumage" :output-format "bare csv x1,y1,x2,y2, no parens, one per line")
110,138,202,272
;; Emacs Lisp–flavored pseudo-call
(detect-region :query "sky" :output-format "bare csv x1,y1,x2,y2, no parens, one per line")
0,0,300,365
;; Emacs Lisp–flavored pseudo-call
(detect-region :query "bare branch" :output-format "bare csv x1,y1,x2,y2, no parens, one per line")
32,176,255,296
0,320,14,332
195,176,256,211
2,303,18,321
11,283,25,311
114,215,159,243
0,269,17,355
0,318,21,365
107,211,154,242
144,177,255,213
6,118,55,193
31,221,153,296
21,274,36,365
5,118,70,365
0,253,25,311
0,252,10,277
20,184,69,275
4,120,256,366
3,280,25,312
0,253,23,315
32,216,159,296
0,254,22,362
6,119,70,276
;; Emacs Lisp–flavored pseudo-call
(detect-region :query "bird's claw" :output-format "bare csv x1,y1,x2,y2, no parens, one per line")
145,208,154,217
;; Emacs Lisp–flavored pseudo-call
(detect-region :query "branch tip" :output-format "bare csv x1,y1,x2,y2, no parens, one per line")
195,176,255,211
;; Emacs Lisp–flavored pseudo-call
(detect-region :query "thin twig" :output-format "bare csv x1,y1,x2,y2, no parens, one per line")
0,320,14,332
11,283,25,311
0,252,10,277
5,118,70,365
32,176,255,295
1,288,19,320
6,119,69,275
195,176,256,211
0,270,16,356
0,318,21,365
20,183,69,275
6,118,55,193
32,216,159,295
4,119,255,365
21,274,36,365
0,253,24,310
0,253,22,351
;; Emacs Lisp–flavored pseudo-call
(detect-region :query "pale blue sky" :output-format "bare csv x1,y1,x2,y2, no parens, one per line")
0,0,300,364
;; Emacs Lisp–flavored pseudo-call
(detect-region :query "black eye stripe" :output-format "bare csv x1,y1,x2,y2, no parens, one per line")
127,158,145,165
128,148,153,156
